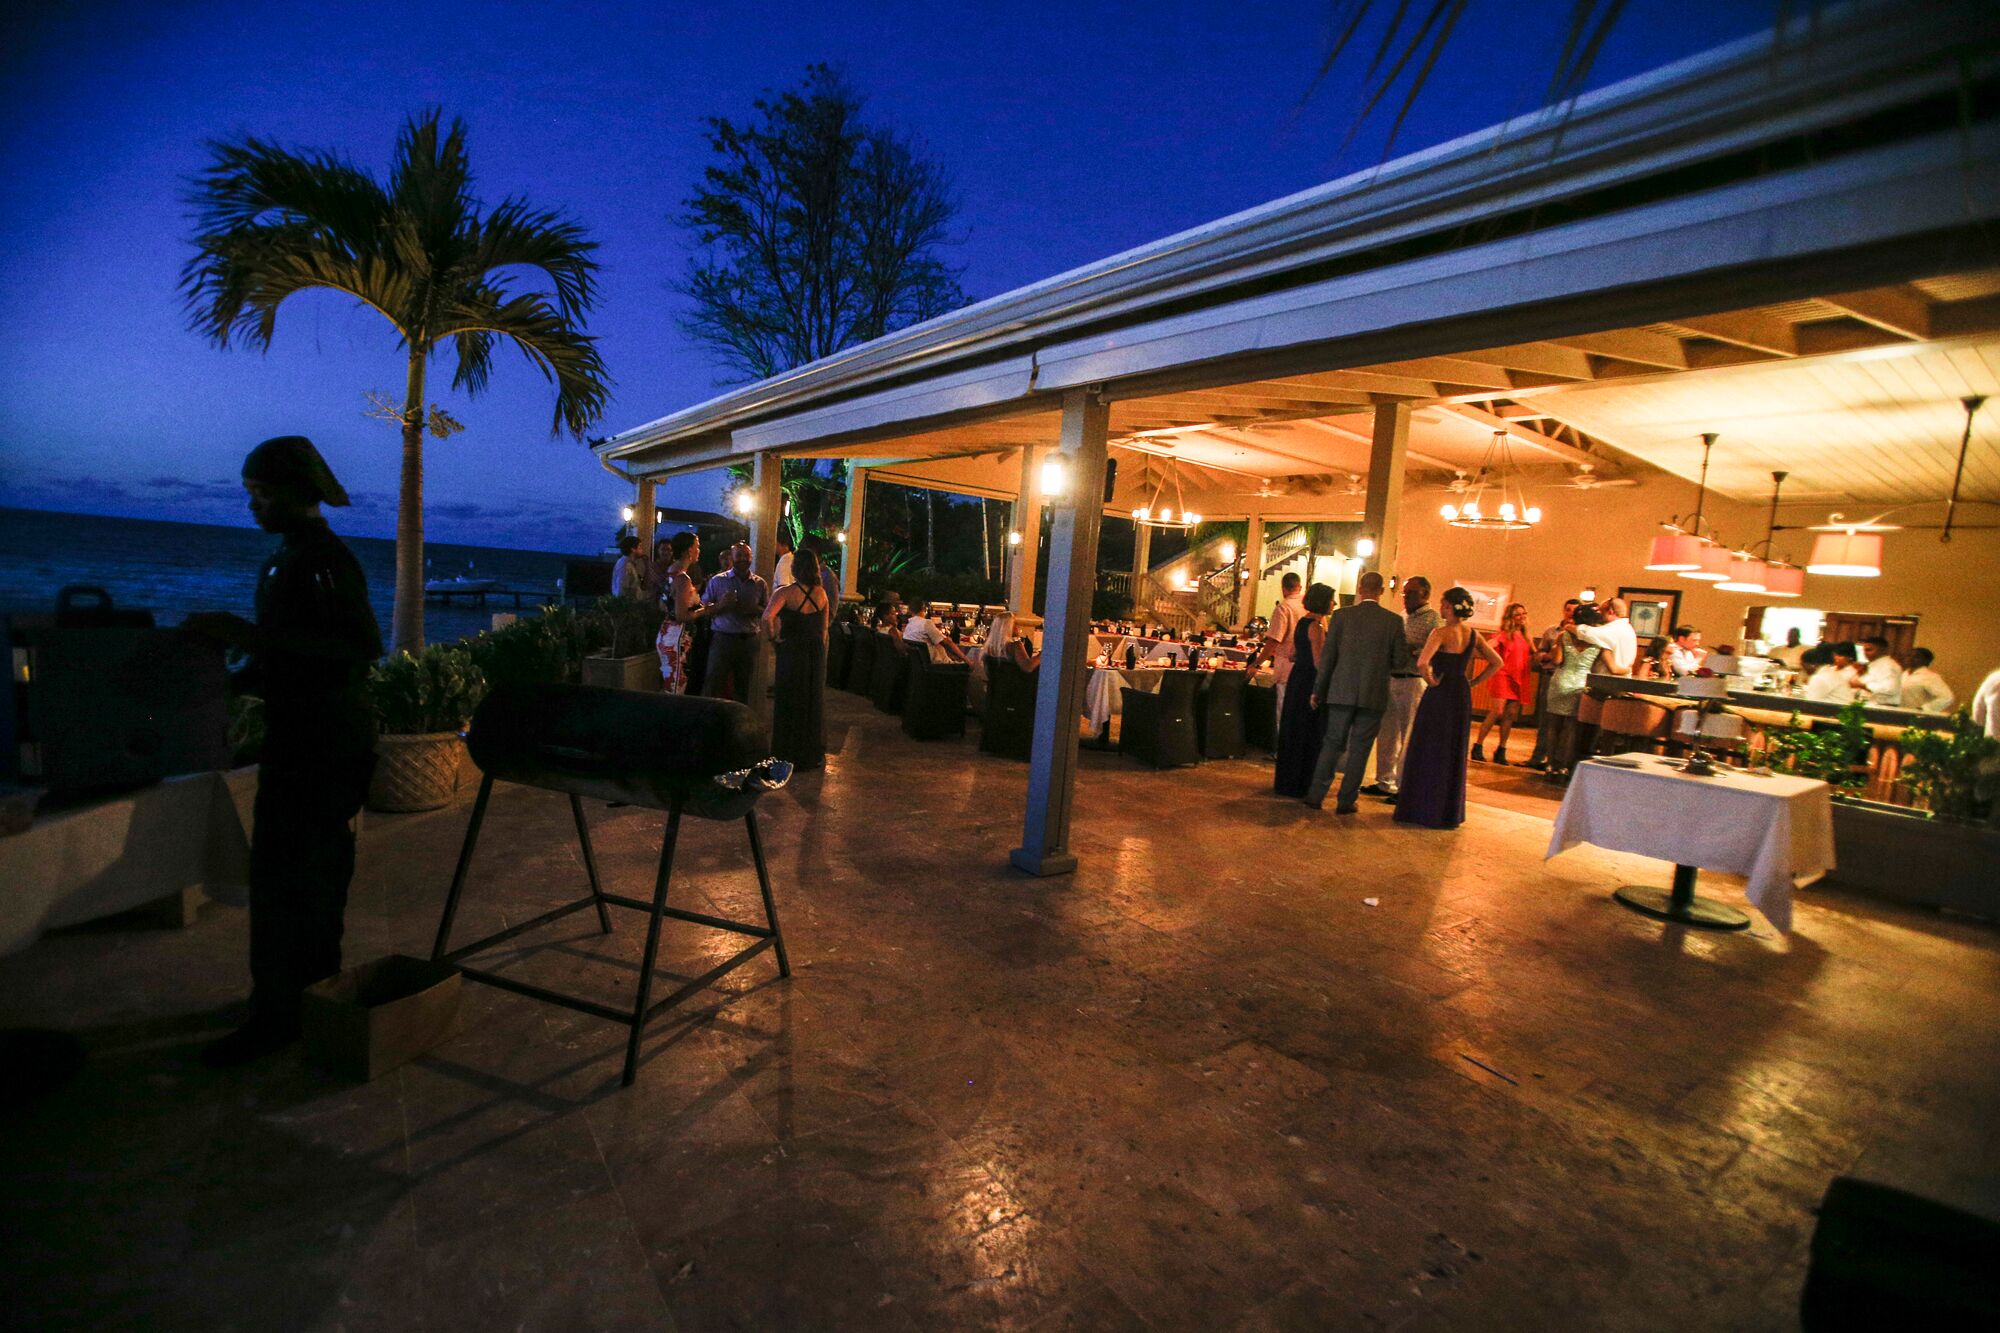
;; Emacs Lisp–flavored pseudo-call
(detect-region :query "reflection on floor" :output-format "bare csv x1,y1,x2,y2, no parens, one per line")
4,692,1997,1329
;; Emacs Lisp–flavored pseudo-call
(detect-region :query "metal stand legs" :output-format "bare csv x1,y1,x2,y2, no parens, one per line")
432,776,790,1085
1614,863,1752,932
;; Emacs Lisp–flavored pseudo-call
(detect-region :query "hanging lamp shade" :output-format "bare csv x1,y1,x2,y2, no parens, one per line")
1646,531,1703,571
1806,531,1883,576
1680,541,1731,581
1760,563,1805,597
1715,554,1768,593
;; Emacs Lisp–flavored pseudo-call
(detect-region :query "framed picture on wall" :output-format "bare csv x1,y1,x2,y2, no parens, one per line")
1455,580,1513,631
1619,587,1682,642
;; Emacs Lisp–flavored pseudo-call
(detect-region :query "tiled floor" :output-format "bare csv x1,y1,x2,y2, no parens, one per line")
5,692,1998,1330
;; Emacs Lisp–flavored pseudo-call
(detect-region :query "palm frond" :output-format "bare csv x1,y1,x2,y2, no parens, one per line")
389,109,477,263
458,198,601,323
434,293,611,438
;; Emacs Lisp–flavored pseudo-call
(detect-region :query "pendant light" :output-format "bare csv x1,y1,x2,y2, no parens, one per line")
1807,529,1883,577
1646,432,1729,574
1729,471,1803,596
1715,551,1768,594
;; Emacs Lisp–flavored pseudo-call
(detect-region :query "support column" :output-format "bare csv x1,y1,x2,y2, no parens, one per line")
635,478,657,553
1236,514,1266,628
1363,403,1410,580
1007,445,1045,621
1012,392,1109,878
1129,520,1152,616
745,453,782,733
838,463,867,602
748,453,783,581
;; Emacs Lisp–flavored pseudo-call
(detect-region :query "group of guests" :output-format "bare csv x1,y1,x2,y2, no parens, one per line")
615,529,841,771
1265,571,1503,827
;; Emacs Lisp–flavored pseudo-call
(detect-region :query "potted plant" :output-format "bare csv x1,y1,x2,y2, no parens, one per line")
580,595,663,692
366,644,487,812
468,604,589,690
1769,701,2000,921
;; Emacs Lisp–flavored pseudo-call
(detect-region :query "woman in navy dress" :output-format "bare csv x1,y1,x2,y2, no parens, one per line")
1395,586,1502,829
1273,583,1335,797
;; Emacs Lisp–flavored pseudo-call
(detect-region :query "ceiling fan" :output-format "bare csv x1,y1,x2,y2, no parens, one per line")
1554,462,1638,490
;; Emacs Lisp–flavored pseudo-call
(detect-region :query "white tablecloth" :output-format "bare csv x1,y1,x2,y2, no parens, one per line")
1084,666,1173,729
1545,752,1834,932
0,770,253,955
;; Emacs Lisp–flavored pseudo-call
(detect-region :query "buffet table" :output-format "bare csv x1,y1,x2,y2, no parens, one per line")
1546,751,1834,932
0,770,253,955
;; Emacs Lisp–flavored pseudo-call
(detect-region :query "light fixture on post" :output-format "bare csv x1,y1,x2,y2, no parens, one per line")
1040,456,1069,500
1006,529,1023,547
620,505,635,524
732,490,754,516
1355,536,1377,558
1129,459,1201,529
1646,433,1730,574
1438,432,1544,531
834,531,848,544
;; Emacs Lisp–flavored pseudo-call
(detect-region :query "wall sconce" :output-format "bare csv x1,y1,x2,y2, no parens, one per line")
834,531,847,544
1040,456,1069,498
1355,536,1377,558
1219,541,1236,563
1579,586,1597,602
620,505,635,523
732,492,755,516
1007,530,1023,547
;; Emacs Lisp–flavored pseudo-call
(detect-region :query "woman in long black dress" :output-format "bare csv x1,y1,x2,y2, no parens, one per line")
1395,586,1502,828
762,545,828,768
1273,583,1335,797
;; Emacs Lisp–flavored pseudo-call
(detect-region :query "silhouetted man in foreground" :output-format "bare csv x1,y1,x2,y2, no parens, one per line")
186,436,382,1066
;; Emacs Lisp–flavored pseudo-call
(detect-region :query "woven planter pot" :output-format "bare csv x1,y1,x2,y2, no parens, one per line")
367,731,465,813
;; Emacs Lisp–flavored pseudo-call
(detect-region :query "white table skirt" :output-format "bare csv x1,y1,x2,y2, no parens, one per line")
1545,752,1834,932
0,769,253,955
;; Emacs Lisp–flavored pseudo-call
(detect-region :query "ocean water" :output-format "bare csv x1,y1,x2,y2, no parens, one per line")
0,507,598,647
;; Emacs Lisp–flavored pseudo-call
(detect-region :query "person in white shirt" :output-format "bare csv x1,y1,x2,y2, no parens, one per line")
1973,666,2000,739
1258,573,1307,715
1896,648,1955,714
1571,597,1638,673
772,533,795,588
1803,644,1862,703
1856,636,1904,705
901,599,967,663
1662,625,1705,677
1767,628,1806,671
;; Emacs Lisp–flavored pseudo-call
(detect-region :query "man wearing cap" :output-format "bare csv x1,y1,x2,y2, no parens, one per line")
185,436,383,1066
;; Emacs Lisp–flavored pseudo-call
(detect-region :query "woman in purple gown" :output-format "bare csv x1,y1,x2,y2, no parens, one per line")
1273,583,1334,797
1395,586,1502,829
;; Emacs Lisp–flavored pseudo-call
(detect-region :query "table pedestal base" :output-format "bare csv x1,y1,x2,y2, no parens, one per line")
1614,864,1751,931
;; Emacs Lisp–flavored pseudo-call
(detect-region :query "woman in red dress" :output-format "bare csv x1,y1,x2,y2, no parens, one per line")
1472,602,1532,764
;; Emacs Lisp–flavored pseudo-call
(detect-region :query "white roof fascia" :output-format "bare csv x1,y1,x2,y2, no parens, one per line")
596,0,1998,464
728,355,1038,455
1037,123,2000,393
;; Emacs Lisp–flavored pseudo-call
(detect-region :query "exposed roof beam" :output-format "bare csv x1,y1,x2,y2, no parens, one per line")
1544,329,1691,369
1438,402,1607,469
1356,357,1518,391
1670,312,1799,356
1823,286,1932,339
1288,418,1461,471
1449,341,1597,380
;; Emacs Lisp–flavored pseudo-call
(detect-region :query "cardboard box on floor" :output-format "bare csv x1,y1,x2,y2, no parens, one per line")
301,955,460,1081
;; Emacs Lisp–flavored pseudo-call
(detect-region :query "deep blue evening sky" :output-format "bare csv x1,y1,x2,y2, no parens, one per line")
1,0,1765,553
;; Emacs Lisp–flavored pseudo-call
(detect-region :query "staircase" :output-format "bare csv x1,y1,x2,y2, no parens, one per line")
1111,523,1314,630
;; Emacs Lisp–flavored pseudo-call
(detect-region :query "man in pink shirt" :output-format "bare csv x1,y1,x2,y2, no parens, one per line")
1258,573,1307,714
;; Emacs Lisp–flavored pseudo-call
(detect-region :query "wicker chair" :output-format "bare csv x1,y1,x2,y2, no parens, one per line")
1119,671,1203,768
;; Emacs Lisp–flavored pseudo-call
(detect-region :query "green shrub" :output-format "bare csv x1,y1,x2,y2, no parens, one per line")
467,606,588,690
369,644,487,735
227,694,265,766
1899,708,2000,822
1763,699,1870,791
585,595,663,658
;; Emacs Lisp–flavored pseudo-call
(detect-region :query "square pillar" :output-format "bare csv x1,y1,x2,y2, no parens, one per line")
749,453,783,582
1008,445,1045,620
1235,514,1266,628
1129,520,1152,615
635,478,657,552
838,463,867,602
1011,391,1109,878
1363,403,1410,579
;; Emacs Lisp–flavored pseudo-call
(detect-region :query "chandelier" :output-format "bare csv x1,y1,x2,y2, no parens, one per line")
1439,431,1544,531
1130,458,1202,529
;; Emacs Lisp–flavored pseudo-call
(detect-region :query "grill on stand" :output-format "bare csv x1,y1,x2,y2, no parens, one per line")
431,684,792,1085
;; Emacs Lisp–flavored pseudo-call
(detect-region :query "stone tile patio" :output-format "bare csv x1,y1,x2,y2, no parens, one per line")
4,692,1998,1329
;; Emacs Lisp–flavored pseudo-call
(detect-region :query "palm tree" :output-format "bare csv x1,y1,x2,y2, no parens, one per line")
182,110,610,651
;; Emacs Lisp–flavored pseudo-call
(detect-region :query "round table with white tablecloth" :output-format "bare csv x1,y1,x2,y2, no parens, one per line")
1545,751,1834,932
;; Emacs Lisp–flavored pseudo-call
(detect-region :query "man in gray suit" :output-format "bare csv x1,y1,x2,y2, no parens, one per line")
1304,571,1414,813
